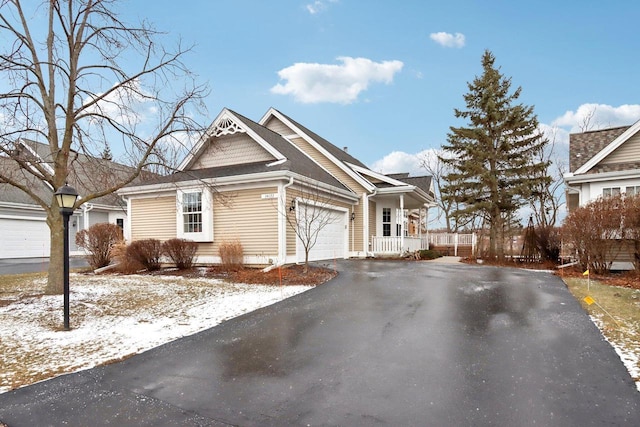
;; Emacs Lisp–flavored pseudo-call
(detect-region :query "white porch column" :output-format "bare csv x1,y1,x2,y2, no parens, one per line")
363,192,369,255
399,194,404,250
425,205,430,250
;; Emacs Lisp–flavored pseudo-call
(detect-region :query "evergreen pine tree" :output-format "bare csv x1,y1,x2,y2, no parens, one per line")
101,145,113,161
440,50,551,259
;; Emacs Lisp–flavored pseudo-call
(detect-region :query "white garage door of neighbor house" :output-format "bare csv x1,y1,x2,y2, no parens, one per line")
0,217,50,258
296,205,347,262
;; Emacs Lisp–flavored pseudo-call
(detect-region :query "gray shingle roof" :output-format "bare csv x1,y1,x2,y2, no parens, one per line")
400,176,433,197
272,109,368,169
0,139,154,207
139,111,351,193
386,173,410,179
569,126,629,172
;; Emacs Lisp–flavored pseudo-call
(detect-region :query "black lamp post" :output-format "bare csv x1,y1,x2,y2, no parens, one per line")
54,183,79,331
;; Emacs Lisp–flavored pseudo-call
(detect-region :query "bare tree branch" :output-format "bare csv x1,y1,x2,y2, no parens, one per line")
0,0,209,293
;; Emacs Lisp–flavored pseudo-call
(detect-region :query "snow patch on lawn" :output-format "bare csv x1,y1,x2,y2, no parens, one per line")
0,274,312,393
590,315,640,392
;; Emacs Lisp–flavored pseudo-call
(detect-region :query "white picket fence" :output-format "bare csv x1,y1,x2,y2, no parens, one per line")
428,233,476,256
370,236,429,254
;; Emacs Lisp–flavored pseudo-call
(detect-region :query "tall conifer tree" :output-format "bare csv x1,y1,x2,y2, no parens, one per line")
440,50,550,259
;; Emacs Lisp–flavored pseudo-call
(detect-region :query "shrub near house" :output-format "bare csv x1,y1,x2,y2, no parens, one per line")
562,194,640,273
75,223,123,269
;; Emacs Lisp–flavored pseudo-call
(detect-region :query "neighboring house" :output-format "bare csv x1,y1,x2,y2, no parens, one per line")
118,108,436,266
564,120,640,269
0,139,130,258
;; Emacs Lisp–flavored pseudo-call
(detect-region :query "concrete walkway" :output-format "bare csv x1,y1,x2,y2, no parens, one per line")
1,260,638,426
426,255,463,263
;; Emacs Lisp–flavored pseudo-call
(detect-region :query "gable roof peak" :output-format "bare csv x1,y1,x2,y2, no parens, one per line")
178,108,285,171
210,109,246,138
573,118,640,174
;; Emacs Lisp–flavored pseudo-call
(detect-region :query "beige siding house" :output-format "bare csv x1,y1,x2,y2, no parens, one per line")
564,120,640,269
0,139,132,259
119,108,436,266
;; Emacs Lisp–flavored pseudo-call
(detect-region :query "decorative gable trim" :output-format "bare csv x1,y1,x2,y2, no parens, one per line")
575,119,640,174
211,117,245,137
259,108,375,192
178,108,286,171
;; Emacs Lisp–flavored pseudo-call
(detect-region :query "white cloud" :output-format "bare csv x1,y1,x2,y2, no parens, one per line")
306,0,338,14
538,123,570,146
370,150,433,176
430,32,466,48
271,57,404,104
551,103,640,134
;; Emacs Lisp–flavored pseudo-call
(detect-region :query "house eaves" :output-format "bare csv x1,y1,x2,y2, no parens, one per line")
376,185,422,197
347,163,409,187
564,168,640,184
259,108,376,192
178,108,286,171
118,169,359,202
0,201,47,212
574,119,640,174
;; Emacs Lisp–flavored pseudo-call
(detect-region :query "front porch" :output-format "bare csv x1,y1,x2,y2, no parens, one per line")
369,233,477,257
370,236,429,255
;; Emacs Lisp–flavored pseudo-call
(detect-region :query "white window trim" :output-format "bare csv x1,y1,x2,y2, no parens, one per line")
176,187,213,242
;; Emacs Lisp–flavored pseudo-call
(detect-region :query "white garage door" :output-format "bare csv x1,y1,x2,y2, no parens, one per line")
296,205,347,262
0,217,51,258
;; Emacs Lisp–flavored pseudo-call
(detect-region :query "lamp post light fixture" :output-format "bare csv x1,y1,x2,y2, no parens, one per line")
54,183,79,331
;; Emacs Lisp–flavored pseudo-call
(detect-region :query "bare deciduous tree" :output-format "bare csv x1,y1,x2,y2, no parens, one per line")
280,183,343,274
0,0,208,293
527,126,566,228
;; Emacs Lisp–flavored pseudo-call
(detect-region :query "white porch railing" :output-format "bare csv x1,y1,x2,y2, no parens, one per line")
371,236,429,254
428,233,476,256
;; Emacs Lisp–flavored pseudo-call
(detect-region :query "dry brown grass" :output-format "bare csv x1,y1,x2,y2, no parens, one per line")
563,276,640,385
1,265,330,393
218,240,244,270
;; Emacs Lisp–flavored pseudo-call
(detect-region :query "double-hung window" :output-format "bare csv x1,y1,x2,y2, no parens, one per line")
177,188,213,242
626,186,640,196
182,192,202,233
382,208,391,237
603,187,621,198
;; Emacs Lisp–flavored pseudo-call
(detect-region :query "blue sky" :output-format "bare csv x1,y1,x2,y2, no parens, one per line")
124,0,640,175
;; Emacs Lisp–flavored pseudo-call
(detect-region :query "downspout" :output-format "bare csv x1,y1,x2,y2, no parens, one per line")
351,206,355,256
124,197,132,242
364,190,377,257
82,203,94,231
278,177,295,266
567,183,583,209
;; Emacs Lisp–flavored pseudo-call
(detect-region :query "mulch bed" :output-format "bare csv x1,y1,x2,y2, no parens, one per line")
462,257,640,289
144,264,337,286
207,264,337,286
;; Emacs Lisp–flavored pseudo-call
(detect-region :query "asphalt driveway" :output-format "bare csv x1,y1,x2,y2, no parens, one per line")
1,260,639,426
0,257,88,275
